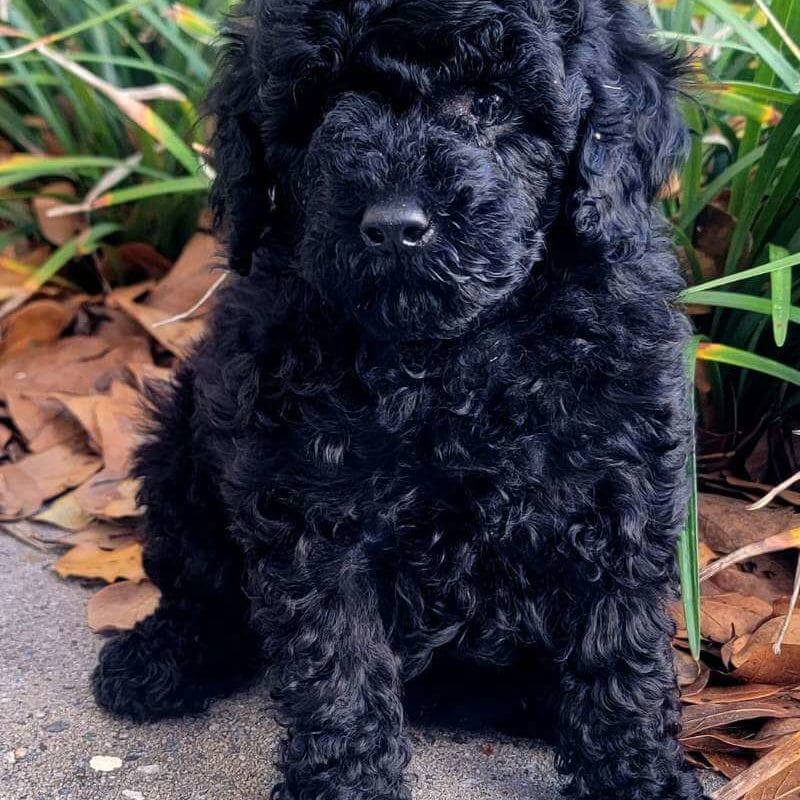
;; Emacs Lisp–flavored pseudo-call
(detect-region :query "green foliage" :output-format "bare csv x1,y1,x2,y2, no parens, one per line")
0,0,227,257
660,0,800,657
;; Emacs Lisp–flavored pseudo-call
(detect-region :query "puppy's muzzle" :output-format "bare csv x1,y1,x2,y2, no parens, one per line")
360,196,435,252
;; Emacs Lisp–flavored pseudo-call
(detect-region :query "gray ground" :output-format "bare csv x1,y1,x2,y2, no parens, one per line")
0,535,723,800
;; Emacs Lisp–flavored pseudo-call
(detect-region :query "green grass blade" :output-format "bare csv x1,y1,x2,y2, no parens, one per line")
710,81,798,106
678,142,770,233
700,86,781,124
137,3,211,79
769,244,793,347
89,175,208,209
0,154,171,188
0,1,154,60
168,3,216,44
680,335,703,661
696,342,800,385
694,0,800,90
682,249,800,297
724,98,800,274
23,221,120,291
33,45,200,175
750,133,800,258
654,31,755,53
680,101,703,223
687,290,800,324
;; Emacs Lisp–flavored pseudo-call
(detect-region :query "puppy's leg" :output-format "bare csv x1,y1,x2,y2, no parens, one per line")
554,583,704,800
250,545,411,800
92,367,259,721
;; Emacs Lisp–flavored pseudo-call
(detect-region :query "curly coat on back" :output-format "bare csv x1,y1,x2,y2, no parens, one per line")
91,2,707,799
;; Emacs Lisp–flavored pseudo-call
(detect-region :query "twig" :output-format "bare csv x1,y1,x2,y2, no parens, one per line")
151,271,228,329
747,468,800,510
774,555,800,654
700,527,800,582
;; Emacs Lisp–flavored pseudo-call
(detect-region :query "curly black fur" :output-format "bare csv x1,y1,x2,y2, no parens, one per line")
92,2,706,799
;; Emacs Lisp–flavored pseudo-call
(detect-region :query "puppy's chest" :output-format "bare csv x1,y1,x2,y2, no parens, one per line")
267,338,549,522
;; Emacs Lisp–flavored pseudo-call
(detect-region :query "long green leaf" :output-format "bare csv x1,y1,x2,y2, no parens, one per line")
724,99,800,274
680,336,704,661
694,0,800,91
0,154,170,188
769,244,793,347
0,1,154,60
678,142,769,233
683,251,800,296
696,342,800,385
654,31,755,53
687,290,800,324
89,175,209,209
710,81,798,106
23,222,121,291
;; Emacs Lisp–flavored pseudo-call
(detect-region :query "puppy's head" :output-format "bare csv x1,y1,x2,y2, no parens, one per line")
209,0,685,340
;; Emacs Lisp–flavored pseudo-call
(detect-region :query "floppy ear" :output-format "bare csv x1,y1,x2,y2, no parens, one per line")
568,1,687,249
206,5,274,276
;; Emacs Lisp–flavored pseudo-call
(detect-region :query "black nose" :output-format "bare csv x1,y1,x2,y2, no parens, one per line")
360,197,433,251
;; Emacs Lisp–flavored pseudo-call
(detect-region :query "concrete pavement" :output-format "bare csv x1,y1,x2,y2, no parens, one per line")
0,535,723,800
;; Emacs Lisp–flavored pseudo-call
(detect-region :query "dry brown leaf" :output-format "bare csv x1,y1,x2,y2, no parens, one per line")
684,684,784,706
0,336,151,399
731,616,800,684
711,559,797,604
53,541,145,582
30,520,140,549
125,361,173,392
713,732,800,800
31,180,84,245
5,391,85,452
52,392,103,444
113,289,204,358
0,299,74,358
0,443,102,520
699,494,796,553
681,698,800,738
700,540,719,569
675,646,704,687
0,423,11,449
145,232,219,314
701,593,774,644
743,760,800,800
93,382,144,475
723,635,751,669
682,732,781,753
115,242,172,280
0,465,43,520
110,234,220,357
756,718,800,740
87,580,160,633
682,663,712,699
705,752,753,781
33,490,94,531
73,471,141,519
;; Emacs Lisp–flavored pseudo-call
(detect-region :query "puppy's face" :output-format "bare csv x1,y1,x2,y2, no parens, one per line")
258,1,582,339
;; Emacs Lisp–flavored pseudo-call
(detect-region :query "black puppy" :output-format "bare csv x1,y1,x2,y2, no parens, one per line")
93,2,705,799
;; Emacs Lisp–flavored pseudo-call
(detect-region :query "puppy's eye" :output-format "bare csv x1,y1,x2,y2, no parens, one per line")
471,92,513,126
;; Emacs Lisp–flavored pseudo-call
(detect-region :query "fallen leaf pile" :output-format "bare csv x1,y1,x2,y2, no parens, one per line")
3,216,800,800
1,229,222,632
672,493,800,798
